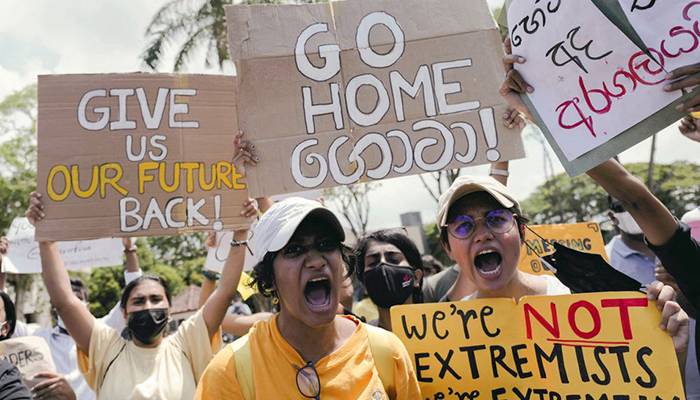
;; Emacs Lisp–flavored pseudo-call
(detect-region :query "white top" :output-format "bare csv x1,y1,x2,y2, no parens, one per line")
461,274,571,301
14,269,142,399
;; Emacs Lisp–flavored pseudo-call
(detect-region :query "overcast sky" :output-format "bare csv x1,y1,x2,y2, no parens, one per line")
0,0,695,232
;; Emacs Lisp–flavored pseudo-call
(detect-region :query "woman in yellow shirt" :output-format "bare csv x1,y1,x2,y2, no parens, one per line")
26,193,259,400
195,133,421,400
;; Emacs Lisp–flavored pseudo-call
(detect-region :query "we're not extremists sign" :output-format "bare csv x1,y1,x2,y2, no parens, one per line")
392,292,684,400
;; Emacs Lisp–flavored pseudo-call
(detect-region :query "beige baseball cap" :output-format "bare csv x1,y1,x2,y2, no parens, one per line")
437,175,522,227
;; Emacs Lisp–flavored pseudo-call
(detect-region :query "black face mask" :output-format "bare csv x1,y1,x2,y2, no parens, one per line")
543,242,643,293
128,308,169,345
363,263,415,309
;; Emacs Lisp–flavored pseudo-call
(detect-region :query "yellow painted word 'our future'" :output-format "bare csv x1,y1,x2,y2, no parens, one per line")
46,161,244,201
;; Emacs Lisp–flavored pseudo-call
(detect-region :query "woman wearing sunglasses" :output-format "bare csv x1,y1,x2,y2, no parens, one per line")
438,175,570,301
354,229,424,332
195,134,421,400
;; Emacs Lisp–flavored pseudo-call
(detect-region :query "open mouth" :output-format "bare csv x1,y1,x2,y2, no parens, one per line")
304,277,331,310
474,249,503,279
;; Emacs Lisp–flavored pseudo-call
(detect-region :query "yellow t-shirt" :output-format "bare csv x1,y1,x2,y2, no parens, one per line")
78,309,222,400
195,315,421,400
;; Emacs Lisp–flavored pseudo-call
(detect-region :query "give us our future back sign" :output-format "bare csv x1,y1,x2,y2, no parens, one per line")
36,74,250,241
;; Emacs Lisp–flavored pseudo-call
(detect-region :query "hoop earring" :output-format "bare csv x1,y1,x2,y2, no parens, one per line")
272,291,280,305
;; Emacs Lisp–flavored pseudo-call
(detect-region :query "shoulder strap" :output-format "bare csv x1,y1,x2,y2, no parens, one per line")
232,334,255,400
365,324,395,400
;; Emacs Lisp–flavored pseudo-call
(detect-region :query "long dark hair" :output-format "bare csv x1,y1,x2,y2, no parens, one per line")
354,229,424,304
0,292,17,339
120,275,172,311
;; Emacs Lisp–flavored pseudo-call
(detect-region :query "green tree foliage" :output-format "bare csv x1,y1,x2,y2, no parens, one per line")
0,84,37,233
142,0,327,72
424,222,451,266
146,233,208,267
522,162,700,225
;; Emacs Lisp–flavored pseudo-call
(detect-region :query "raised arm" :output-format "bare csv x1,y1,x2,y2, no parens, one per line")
221,312,273,337
586,160,677,246
29,193,94,353
198,233,219,309
201,201,256,338
122,237,140,273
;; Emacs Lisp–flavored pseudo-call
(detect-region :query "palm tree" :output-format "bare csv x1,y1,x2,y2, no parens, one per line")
142,0,325,72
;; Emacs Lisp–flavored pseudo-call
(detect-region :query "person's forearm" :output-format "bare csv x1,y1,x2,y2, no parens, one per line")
218,230,247,301
39,243,77,310
202,230,248,337
124,248,139,273
198,276,217,308
490,161,509,186
221,312,273,336
586,160,677,245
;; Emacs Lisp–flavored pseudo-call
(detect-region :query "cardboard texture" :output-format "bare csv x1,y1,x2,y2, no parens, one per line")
505,0,695,176
392,292,685,400
4,217,123,274
0,337,57,390
37,74,250,241
226,0,525,198
517,222,607,276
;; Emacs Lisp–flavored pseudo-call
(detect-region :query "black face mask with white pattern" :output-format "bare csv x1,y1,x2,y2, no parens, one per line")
363,263,415,309
128,308,169,344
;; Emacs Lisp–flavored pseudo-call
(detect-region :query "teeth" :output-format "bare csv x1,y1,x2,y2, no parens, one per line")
478,249,496,256
310,277,328,283
478,265,501,276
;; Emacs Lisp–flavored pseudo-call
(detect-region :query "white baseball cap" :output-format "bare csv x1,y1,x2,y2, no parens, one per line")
251,197,345,265
437,175,522,227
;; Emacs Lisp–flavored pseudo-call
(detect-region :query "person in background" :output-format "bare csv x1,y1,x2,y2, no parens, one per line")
605,198,700,398
0,291,76,400
201,232,273,341
0,359,31,400
1,237,143,400
354,229,424,331
605,196,658,286
28,191,258,400
420,255,443,278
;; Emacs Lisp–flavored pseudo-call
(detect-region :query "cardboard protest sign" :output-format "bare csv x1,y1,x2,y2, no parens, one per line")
392,292,684,400
226,0,525,198
505,0,694,176
37,74,250,241
0,336,57,390
518,222,607,276
508,0,680,163
3,217,123,274
618,0,700,72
